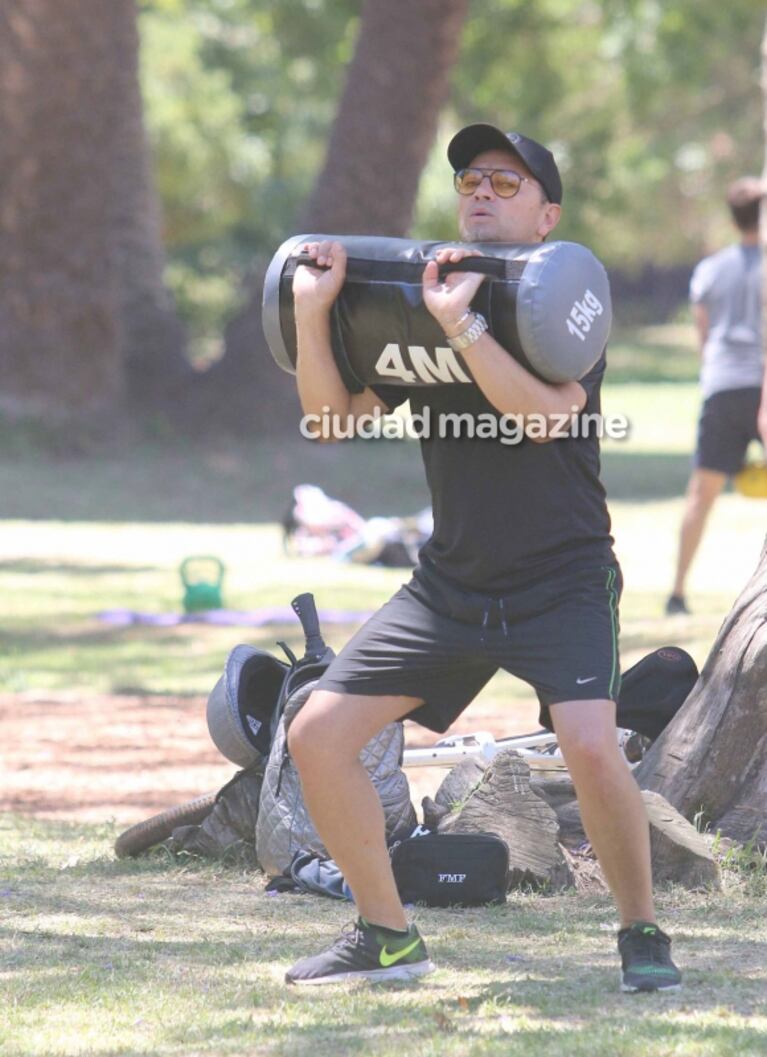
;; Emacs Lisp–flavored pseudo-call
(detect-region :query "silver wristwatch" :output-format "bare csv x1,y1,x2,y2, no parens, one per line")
446,312,488,352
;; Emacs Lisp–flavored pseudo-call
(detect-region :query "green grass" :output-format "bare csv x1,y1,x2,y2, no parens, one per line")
0,323,703,525
0,498,762,702
0,363,763,699
607,323,700,385
0,321,745,698
1,815,766,1057
0,521,411,695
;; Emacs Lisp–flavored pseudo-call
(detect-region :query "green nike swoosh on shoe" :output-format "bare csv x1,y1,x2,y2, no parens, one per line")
285,919,435,986
380,937,423,967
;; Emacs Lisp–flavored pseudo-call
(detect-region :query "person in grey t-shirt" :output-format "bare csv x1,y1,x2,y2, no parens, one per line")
666,177,767,615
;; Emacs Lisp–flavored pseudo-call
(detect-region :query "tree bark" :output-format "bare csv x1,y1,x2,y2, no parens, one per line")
0,0,187,419
437,749,573,890
0,1,123,414
109,1,191,405
205,0,470,435
300,0,470,236
634,540,767,846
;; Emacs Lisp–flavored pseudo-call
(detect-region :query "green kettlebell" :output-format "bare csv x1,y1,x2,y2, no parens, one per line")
180,555,225,613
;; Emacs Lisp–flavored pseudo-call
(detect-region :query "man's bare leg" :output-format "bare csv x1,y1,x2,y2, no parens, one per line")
671,467,727,598
287,689,420,930
550,699,654,925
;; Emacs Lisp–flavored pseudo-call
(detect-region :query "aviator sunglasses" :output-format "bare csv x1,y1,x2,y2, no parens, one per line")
453,166,531,198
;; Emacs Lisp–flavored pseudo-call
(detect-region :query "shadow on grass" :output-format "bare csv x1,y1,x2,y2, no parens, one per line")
0,620,308,676
0,624,186,655
0,437,431,524
0,560,158,576
0,438,695,524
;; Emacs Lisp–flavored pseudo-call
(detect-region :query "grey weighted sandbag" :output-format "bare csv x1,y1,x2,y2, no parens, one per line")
262,234,612,387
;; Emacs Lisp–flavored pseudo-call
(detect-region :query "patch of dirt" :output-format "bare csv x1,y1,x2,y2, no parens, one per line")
0,691,539,826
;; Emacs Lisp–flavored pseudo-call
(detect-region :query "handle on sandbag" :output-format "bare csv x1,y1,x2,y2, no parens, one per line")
437,258,511,279
292,253,513,281
291,593,326,660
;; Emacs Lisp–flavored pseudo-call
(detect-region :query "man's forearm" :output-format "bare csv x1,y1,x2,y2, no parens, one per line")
459,331,586,423
295,307,351,419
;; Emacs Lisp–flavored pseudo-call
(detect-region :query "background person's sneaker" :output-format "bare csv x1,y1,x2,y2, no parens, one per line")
665,594,690,616
618,922,682,992
285,919,435,986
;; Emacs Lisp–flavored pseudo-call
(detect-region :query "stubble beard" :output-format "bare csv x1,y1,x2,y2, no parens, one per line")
461,219,505,243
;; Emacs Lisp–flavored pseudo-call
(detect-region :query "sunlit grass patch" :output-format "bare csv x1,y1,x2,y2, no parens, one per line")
1,817,766,1057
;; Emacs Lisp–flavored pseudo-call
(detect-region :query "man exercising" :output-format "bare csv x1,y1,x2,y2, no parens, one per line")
285,124,682,992
666,176,766,615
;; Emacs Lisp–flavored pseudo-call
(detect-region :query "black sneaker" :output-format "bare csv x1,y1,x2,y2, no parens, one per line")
665,594,690,616
618,922,682,992
285,919,435,986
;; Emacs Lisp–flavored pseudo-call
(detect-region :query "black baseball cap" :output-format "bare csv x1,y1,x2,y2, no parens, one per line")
447,123,563,204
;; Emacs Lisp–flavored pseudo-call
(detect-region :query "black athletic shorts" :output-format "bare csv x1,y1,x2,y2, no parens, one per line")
315,556,623,733
695,386,762,476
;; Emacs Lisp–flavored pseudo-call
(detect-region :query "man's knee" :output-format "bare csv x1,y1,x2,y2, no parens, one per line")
560,731,619,772
286,690,346,768
286,689,416,770
551,701,622,771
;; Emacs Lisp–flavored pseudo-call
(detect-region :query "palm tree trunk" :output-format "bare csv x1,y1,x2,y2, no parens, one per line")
0,0,188,419
208,0,470,434
109,1,191,405
301,0,470,235
0,0,123,414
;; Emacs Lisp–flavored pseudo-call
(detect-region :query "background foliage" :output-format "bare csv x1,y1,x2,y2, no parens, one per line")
138,0,764,357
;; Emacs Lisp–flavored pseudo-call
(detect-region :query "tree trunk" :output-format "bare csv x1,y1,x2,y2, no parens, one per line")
300,0,470,235
0,1,123,414
109,1,191,406
0,0,187,420
203,0,470,435
634,540,767,846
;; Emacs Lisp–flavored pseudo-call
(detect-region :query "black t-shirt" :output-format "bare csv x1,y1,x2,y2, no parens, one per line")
372,354,615,594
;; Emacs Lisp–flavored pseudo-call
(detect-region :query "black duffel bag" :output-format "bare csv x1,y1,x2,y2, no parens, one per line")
391,831,509,907
262,234,612,387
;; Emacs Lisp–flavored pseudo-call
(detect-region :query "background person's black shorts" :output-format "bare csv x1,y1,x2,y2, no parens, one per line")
695,386,762,477
315,557,623,733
